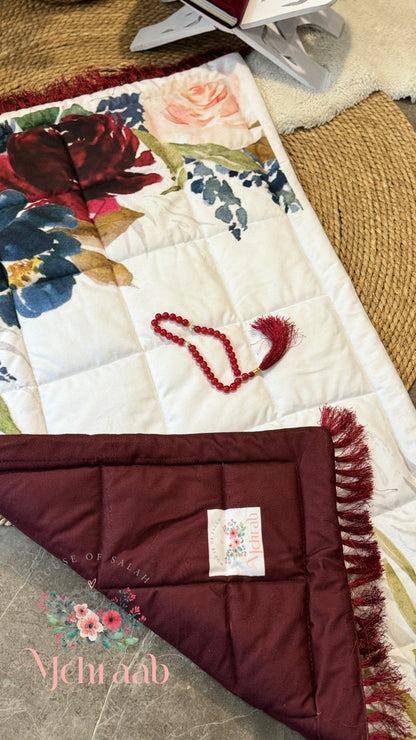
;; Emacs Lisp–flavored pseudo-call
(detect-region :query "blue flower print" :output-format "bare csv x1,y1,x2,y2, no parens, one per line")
0,189,81,326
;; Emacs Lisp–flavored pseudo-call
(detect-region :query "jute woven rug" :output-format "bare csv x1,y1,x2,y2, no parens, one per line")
281,93,416,391
0,0,246,100
0,0,415,389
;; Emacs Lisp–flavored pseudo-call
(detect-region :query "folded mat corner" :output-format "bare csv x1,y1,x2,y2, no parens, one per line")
0,407,410,739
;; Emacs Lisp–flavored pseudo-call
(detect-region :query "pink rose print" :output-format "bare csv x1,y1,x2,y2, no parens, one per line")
102,610,122,631
144,74,255,148
77,611,104,641
231,537,241,550
229,528,238,539
163,81,240,127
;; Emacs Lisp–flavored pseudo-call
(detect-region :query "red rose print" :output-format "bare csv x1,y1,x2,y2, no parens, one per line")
0,113,162,220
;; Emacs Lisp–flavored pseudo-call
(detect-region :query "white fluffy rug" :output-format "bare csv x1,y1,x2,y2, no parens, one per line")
246,0,416,132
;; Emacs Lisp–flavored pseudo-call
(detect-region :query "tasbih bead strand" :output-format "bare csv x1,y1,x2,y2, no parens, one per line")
151,312,297,394
151,312,251,392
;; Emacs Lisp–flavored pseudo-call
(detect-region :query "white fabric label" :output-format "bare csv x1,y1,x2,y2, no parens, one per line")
207,507,265,577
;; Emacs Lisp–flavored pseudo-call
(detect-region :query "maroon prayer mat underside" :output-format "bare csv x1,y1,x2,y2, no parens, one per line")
0,411,409,739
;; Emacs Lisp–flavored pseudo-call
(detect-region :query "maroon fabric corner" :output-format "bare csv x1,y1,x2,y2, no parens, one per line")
0,428,368,739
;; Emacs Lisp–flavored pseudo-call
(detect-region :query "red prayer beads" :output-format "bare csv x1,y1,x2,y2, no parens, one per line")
151,312,257,393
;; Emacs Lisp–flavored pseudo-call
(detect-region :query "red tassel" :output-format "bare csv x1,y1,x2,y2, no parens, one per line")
352,586,384,608
321,405,411,740
363,669,401,687
251,315,298,371
367,710,410,735
341,522,374,536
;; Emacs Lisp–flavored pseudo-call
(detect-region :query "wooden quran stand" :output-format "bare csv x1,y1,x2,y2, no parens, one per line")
130,0,344,90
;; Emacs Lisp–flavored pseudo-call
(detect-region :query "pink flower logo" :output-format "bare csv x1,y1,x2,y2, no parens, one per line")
74,603,89,619
102,610,122,631
77,611,104,642
223,519,246,562
41,589,145,650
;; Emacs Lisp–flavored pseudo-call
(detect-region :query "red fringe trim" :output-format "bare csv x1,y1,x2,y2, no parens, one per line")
320,405,411,740
0,50,235,115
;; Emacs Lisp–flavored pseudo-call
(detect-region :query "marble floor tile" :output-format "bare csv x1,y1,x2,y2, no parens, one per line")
0,527,301,740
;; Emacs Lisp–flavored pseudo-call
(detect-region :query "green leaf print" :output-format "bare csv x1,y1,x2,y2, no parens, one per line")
47,614,60,626
0,396,21,434
132,129,183,178
177,166,187,189
14,107,60,131
177,142,265,172
383,559,416,634
375,528,416,588
60,103,92,120
124,637,139,646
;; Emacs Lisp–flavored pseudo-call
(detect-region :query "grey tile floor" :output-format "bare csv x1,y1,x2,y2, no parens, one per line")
396,97,416,130
0,497,301,740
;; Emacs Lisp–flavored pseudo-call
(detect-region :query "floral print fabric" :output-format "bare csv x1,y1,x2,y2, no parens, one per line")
0,68,299,333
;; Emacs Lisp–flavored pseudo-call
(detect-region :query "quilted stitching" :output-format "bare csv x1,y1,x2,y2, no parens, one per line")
0,59,375,438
